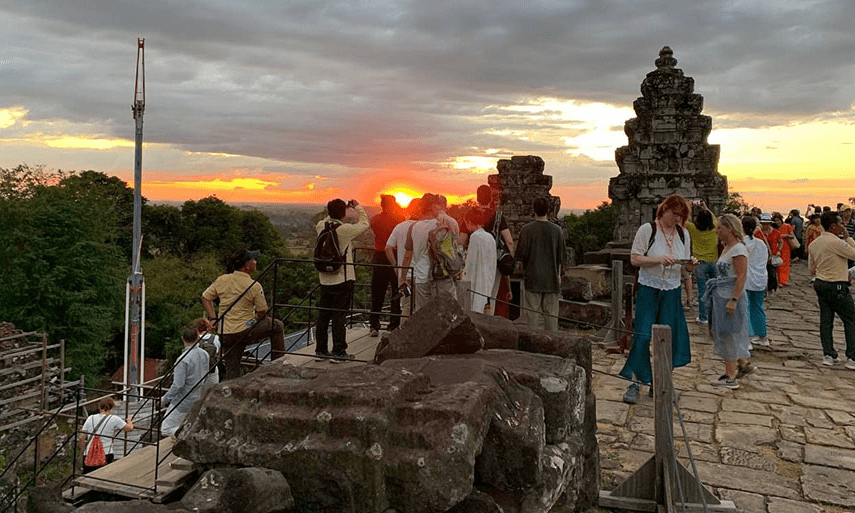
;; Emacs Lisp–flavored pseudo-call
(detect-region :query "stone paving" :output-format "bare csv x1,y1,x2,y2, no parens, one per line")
593,259,855,513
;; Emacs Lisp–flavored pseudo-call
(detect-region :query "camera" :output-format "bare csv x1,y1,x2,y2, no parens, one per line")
398,283,411,298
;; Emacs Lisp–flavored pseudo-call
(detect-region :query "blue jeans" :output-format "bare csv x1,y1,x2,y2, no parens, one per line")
746,290,767,338
695,261,716,321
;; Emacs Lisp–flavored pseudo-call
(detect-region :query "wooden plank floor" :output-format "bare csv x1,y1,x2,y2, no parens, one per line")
276,324,383,369
70,437,185,501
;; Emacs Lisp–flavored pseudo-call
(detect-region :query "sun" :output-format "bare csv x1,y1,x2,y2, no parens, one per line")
381,186,422,208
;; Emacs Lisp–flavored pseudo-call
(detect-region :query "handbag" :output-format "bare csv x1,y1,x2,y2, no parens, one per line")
787,236,800,250
493,211,515,276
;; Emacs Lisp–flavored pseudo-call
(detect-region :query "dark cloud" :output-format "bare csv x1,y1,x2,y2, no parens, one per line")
1,0,854,178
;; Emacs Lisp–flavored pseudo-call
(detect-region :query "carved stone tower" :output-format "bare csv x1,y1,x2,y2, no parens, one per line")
609,46,728,243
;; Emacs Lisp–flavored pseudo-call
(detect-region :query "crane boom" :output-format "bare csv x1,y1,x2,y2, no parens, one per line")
124,38,146,398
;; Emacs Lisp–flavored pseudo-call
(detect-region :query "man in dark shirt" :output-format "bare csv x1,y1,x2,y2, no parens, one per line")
369,195,403,336
516,196,565,332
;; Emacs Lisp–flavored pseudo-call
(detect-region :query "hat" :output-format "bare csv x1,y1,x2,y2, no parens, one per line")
759,213,772,223
842,205,852,212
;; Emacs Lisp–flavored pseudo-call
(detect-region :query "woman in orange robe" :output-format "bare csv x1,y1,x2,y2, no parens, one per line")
773,212,793,286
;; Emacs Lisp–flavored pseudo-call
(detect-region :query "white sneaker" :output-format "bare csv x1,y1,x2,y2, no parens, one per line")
755,337,770,347
822,355,836,366
695,317,708,324
846,359,855,370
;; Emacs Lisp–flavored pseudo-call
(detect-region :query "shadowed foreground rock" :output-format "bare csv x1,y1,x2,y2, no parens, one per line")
174,348,589,513
181,467,293,513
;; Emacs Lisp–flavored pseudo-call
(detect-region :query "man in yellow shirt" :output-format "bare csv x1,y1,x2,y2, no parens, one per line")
202,250,285,380
808,212,855,369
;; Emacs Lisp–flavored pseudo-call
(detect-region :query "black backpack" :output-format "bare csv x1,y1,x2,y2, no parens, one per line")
314,221,346,273
644,221,686,255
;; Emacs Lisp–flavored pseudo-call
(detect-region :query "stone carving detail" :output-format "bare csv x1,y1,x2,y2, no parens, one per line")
609,46,728,242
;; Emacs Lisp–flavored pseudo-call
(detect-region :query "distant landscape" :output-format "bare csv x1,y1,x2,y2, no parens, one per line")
152,200,585,256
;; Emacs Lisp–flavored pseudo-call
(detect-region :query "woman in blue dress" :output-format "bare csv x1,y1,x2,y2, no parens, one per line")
704,214,752,389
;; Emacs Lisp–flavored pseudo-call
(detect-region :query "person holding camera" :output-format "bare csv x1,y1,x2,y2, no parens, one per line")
621,194,696,404
315,198,369,360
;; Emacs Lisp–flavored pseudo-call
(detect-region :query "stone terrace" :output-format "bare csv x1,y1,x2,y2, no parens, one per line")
594,258,855,512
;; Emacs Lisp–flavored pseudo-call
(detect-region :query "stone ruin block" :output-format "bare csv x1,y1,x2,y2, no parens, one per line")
565,264,611,299
174,348,588,513
373,292,483,364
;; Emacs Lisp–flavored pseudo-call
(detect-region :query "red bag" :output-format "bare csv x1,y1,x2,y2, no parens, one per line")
84,435,107,467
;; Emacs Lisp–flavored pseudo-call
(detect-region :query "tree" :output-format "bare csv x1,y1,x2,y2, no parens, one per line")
564,202,616,259
0,166,126,383
725,190,752,214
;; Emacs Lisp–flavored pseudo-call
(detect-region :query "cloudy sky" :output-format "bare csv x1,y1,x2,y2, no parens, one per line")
2,0,854,212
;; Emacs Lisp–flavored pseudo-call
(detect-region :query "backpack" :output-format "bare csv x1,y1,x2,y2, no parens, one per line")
198,334,219,374
644,221,686,255
83,414,111,468
314,221,346,273
428,217,464,280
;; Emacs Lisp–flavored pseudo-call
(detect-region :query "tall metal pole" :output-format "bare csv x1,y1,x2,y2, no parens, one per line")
126,38,146,396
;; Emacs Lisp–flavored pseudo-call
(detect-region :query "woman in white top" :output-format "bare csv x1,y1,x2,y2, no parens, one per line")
462,208,497,313
79,397,133,473
741,216,769,348
620,195,695,404
703,214,751,389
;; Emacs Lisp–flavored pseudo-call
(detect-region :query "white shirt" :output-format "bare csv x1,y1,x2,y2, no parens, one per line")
405,218,438,284
463,228,497,312
82,413,127,456
631,222,691,290
743,235,769,292
386,220,415,269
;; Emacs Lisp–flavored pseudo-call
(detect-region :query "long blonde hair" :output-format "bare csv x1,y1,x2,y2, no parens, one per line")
718,214,744,243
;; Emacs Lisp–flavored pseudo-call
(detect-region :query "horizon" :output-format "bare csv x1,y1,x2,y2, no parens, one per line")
2,1,854,214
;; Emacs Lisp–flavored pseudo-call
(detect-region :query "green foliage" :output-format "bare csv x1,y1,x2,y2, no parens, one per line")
142,252,222,359
563,202,616,259
0,166,126,383
725,190,753,214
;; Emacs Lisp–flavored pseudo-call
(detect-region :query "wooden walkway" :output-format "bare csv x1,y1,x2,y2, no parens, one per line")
64,324,384,504
65,437,196,503
276,324,383,369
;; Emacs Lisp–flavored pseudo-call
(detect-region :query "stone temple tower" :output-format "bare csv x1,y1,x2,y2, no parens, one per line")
609,46,728,243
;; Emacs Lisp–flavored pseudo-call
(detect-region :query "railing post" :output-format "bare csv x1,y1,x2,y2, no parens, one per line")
603,260,624,347
651,324,675,509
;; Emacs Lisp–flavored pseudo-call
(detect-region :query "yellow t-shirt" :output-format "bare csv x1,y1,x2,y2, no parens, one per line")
686,221,719,263
202,271,267,334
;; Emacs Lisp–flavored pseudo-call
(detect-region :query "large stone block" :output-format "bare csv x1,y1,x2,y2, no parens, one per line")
468,311,519,350
175,362,495,513
373,292,483,364
181,467,294,513
558,299,611,327
561,275,593,302
474,383,545,489
565,265,611,297
514,325,592,391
